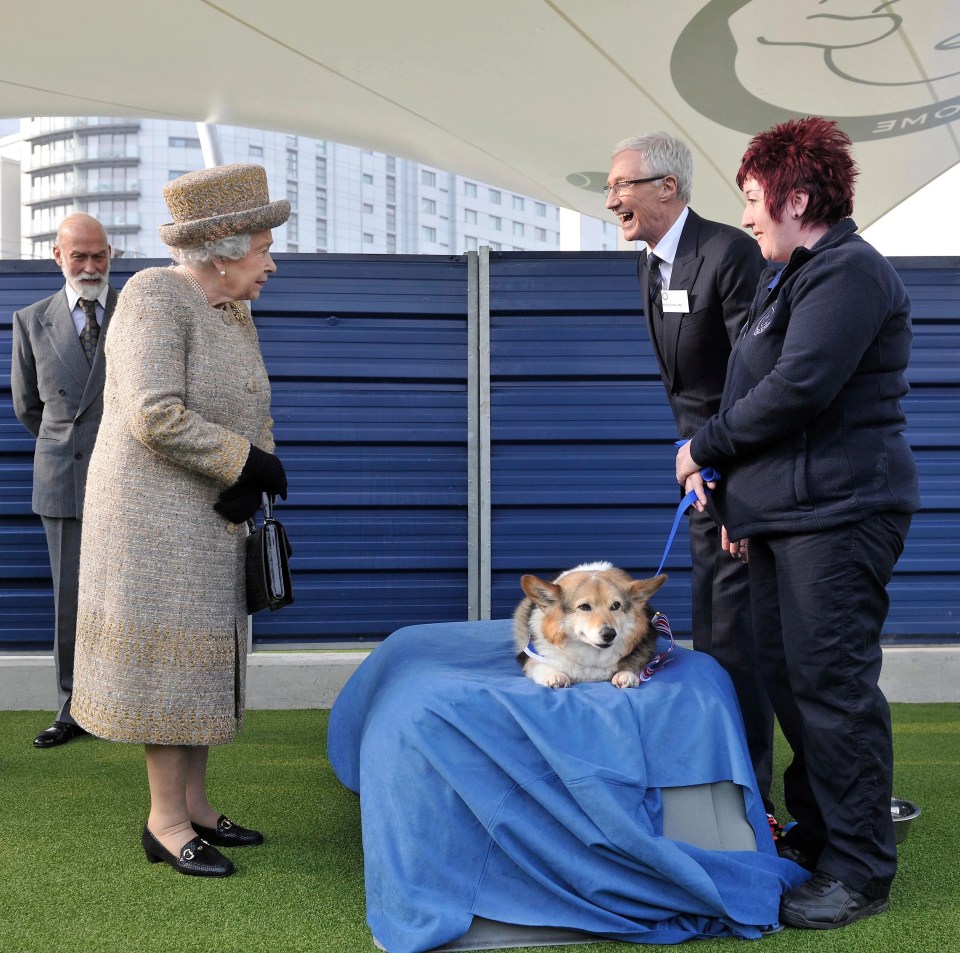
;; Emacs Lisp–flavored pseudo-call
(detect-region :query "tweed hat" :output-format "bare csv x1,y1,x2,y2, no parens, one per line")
159,163,290,247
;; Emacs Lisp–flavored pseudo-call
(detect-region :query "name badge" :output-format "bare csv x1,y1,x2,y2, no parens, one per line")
661,290,689,313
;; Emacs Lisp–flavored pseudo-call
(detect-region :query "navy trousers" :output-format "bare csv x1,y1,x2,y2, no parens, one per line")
749,512,911,900
688,505,774,810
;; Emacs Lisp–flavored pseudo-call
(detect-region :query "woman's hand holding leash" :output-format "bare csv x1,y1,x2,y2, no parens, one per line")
676,439,717,513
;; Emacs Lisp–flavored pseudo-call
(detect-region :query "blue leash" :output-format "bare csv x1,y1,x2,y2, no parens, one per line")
655,440,720,576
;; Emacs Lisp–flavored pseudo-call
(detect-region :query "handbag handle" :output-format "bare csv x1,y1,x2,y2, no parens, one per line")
261,492,275,520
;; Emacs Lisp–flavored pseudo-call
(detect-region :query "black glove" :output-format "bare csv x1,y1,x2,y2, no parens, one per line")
213,482,263,523
240,445,288,500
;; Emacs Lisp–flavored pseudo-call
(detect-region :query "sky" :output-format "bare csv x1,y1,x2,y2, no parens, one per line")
861,163,960,257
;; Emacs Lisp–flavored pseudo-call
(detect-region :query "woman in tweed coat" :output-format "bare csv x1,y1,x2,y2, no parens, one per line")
73,165,290,878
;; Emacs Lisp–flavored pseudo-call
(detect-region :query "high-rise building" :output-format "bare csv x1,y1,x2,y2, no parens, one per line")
0,117,620,259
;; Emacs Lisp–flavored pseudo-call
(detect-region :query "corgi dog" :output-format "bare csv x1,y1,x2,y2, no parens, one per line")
513,562,668,689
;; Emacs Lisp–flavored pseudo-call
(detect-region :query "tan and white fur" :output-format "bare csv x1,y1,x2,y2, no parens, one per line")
513,561,668,689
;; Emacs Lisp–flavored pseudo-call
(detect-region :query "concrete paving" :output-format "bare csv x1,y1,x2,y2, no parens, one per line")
1,644,958,711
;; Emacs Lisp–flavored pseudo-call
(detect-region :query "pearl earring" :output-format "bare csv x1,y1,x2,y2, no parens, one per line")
220,268,226,277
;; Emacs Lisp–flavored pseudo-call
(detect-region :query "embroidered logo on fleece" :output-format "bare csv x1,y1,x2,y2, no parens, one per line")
753,304,776,335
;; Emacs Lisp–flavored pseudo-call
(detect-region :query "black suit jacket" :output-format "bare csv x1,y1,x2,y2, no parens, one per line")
639,209,765,438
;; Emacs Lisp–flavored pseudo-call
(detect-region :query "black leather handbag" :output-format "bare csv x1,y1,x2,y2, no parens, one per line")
246,493,293,613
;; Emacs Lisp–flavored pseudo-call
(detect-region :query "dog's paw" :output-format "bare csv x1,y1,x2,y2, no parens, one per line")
545,670,572,689
612,671,640,689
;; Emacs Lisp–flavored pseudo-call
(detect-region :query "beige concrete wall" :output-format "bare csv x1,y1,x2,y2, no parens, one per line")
2,645,958,711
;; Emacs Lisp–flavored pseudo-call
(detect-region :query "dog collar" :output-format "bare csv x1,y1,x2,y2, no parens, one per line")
639,612,676,682
524,641,545,661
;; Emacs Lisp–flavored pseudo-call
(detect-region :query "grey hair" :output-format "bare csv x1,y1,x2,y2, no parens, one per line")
612,132,693,204
168,233,251,265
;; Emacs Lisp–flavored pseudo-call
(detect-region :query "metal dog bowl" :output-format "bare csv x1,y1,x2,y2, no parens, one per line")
891,798,921,844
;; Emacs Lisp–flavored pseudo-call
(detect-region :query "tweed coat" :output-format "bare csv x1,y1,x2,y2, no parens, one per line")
72,266,275,745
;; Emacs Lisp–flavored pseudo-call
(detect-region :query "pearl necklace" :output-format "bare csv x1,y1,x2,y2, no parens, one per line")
178,266,249,325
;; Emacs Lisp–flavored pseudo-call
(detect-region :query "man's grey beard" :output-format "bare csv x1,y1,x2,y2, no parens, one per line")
66,268,109,302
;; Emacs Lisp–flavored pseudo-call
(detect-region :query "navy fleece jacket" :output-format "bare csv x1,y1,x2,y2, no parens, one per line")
690,218,920,538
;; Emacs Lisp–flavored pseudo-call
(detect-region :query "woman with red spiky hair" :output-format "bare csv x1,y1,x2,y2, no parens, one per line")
677,117,919,931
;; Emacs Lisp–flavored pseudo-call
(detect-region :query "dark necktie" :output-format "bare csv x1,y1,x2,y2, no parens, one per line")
79,298,100,365
648,253,663,319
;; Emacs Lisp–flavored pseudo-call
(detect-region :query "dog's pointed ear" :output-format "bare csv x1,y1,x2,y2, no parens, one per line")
520,574,562,607
629,573,668,603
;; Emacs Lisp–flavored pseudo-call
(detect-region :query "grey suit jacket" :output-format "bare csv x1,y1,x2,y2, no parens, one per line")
10,286,118,518
639,209,765,438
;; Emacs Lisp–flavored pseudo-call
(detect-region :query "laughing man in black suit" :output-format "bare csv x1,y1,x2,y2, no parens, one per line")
605,132,774,812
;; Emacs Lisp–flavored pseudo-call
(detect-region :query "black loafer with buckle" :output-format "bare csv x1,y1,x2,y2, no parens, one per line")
141,826,235,877
780,871,889,929
192,814,264,848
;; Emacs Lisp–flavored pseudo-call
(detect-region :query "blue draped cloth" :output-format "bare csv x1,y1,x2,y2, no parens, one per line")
328,620,806,953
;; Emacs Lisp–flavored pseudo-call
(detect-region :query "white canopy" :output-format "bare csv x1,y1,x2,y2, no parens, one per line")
3,0,960,230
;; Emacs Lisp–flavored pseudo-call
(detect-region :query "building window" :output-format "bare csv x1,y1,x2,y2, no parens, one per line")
287,182,298,209
464,181,477,198
535,202,546,217
535,227,546,242
249,144,263,158
286,149,298,176
363,173,374,185
363,203,374,214
168,136,202,149
287,211,299,240
386,155,396,173
168,169,190,180
489,241,501,251
386,234,397,253
421,169,437,187
489,215,501,231
316,219,327,248
386,174,397,202
488,189,501,205
386,206,396,231
512,196,524,211
513,221,524,237
316,156,327,185
464,208,477,224
363,232,375,244
421,225,437,242
464,235,478,251
316,188,327,215
421,197,436,214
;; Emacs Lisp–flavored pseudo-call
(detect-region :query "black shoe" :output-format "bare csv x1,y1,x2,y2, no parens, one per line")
780,872,888,930
777,844,817,871
192,815,264,847
33,722,87,748
141,826,235,877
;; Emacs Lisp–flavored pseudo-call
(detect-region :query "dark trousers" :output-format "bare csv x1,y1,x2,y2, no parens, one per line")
688,506,774,809
40,515,82,725
749,512,911,900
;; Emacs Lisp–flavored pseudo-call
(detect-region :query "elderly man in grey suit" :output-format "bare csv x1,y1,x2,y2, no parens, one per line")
11,213,117,748
605,132,777,817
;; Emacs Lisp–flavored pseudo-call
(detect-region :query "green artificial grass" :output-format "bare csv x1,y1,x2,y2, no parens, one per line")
2,705,957,953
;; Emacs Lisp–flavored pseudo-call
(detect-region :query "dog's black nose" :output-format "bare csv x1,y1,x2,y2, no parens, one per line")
600,627,617,644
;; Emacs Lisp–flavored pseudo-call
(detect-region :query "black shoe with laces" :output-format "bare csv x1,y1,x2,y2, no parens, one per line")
780,871,888,929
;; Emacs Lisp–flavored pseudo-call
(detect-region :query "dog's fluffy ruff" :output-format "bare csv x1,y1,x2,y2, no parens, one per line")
513,562,667,689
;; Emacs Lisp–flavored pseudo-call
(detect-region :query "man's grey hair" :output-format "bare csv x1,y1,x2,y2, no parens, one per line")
168,233,251,265
612,132,693,204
